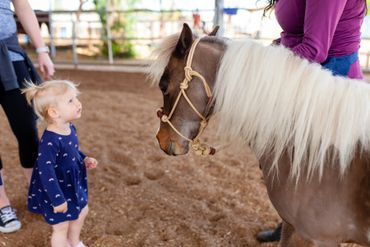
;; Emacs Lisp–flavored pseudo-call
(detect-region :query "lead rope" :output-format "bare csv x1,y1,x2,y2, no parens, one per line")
158,38,216,156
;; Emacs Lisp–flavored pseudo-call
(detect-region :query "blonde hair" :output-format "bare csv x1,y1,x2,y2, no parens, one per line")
22,80,80,121
214,39,370,181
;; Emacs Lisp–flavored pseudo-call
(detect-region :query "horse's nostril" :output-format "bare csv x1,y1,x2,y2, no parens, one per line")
156,108,164,118
167,141,174,155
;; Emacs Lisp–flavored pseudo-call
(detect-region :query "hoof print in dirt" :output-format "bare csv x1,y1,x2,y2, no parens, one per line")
124,176,142,186
144,169,165,180
209,213,226,222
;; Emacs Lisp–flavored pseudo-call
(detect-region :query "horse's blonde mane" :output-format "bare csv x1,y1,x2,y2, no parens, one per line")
147,34,180,85
214,39,370,180
148,34,370,180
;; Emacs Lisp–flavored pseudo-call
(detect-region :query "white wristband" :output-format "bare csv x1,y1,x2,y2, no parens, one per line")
36,46,50,53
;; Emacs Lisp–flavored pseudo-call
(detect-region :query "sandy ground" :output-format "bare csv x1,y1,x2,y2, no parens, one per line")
0,69,364,247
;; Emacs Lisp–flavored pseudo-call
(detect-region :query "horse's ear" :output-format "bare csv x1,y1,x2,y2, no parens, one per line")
208,26,219,36
174,23,193,58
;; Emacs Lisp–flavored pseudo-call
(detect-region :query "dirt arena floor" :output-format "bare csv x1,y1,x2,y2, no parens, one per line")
0,69,365,247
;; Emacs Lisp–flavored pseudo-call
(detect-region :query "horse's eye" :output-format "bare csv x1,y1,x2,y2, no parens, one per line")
159,72,169,93
159,80,168,93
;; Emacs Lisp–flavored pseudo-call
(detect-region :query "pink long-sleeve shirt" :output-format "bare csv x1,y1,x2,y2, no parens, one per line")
275,0,366,79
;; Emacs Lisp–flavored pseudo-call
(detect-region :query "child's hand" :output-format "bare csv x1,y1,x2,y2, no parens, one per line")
84,157,98,169
53,202,68,213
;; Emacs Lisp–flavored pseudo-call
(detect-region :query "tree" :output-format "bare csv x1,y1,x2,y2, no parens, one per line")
93,0,140,58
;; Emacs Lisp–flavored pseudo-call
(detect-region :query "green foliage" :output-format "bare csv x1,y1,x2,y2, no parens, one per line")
93,0,140,58
101,40,137,58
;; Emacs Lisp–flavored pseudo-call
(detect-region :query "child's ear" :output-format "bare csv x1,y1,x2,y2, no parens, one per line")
47,107,59,119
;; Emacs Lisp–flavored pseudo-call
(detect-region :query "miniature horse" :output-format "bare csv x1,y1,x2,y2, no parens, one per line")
148,24,370,247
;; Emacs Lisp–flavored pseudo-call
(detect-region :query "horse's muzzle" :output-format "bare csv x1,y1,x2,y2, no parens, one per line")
156,128,189,156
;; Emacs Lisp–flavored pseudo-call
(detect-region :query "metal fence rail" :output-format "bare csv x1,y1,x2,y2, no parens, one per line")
22,8,370,71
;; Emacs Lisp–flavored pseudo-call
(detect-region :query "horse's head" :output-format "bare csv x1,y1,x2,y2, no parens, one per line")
151,24,225,156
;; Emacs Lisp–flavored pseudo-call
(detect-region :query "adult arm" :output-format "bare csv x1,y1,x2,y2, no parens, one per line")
12,0,54,79
292,0,347,63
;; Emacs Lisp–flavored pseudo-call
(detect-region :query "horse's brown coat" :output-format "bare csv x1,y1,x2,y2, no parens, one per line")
154,24,370,247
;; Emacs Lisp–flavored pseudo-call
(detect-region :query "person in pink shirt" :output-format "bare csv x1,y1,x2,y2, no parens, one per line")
256,0,366,243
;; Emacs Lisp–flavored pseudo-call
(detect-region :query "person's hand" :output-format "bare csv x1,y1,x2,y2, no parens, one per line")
84,157,98,169
271,38,281,46
38,52,55,80
53,202,68,213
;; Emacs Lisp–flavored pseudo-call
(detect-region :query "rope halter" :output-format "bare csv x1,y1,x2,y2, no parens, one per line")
157,38,216,156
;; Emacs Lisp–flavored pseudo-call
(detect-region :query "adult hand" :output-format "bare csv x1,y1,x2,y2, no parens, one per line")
53,201,68,213
272,38,281,46
38,52,55,80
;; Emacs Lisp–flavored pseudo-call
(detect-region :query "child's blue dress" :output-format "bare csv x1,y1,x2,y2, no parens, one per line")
28,124,88,225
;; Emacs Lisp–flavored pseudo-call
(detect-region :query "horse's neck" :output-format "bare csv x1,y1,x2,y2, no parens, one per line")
199,38,227,90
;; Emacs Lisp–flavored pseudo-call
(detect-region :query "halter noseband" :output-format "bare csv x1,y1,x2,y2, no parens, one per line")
157,38,216,156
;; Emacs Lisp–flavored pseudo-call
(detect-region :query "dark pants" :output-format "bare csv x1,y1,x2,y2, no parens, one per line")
0,60,39,169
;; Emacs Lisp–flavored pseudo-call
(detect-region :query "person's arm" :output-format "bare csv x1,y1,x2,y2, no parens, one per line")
12,0,54,80
272,38,281,45
37,139,66,208
70,124,87,160
79,150,87,161
291,0,348,63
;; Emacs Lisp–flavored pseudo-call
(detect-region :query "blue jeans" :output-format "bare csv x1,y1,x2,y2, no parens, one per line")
321,52,358,77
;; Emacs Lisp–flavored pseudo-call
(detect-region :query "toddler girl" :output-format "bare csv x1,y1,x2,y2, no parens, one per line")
22,80,97,247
